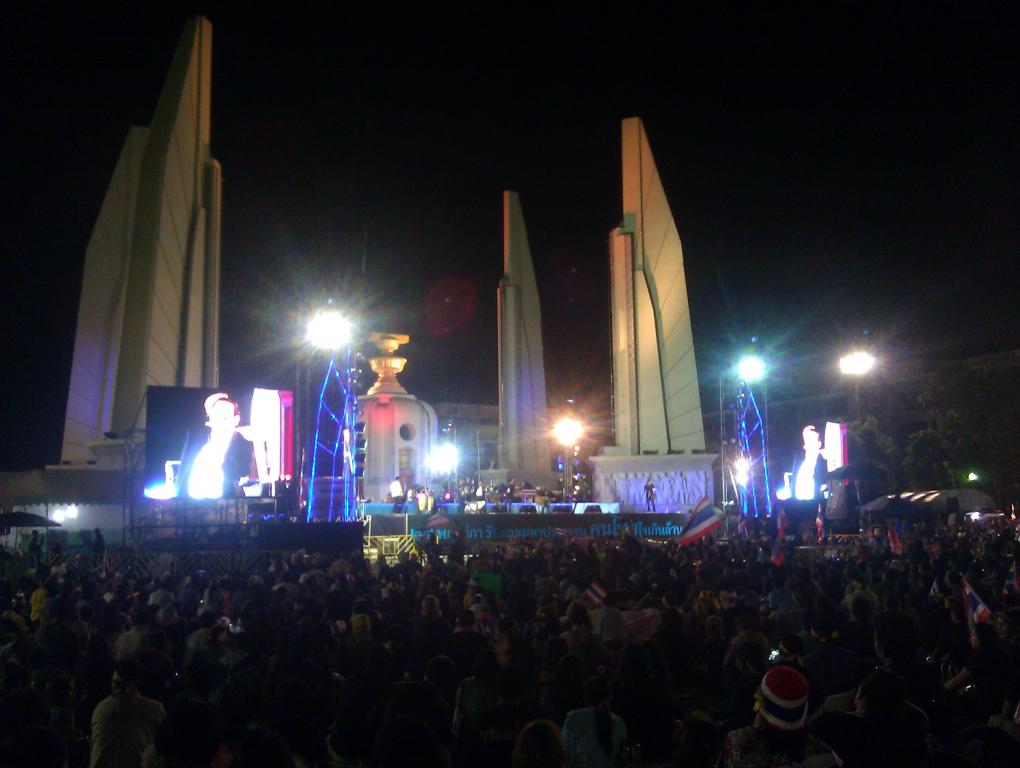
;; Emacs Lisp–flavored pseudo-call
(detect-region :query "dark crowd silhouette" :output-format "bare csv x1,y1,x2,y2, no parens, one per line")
1,519,1019,767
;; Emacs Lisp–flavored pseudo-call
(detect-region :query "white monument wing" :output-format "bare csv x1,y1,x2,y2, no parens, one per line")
498,191,552,476
621,117,705,454
62,17,221,462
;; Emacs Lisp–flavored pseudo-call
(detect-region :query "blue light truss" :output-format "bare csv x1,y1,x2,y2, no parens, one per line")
307,345,359,522
736,383,772,520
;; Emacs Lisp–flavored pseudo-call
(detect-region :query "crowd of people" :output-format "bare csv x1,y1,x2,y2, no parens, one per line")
1,518,1020,767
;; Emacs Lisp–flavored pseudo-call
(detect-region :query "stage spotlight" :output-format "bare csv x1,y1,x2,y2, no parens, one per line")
144,483,176,500
52,505,78,524
734,457,751,488
428,443,459,475
552,417,584,447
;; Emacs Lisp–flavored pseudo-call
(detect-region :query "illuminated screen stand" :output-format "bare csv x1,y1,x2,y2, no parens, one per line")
307,346,359,522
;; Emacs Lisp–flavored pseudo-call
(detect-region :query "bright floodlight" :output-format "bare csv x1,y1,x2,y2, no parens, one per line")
839,351,876,376
734,457,751,488
552,417,584,447
52,505,79,524
428,444,459,475
306,310,352,350
967,472,980,482
144,483,176,501
737,355,766,383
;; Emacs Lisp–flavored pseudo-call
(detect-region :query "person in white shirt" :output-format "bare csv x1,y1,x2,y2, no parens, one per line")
592,597,625,649
562,676,627,768
389,476,404,513
90,659,165,768
113,607,152,661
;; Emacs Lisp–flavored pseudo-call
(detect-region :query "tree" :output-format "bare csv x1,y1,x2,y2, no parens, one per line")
846,415,899,495
902,429,951,489
917,364,1020,505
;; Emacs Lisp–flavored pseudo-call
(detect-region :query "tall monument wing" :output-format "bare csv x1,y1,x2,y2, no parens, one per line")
61,17,221,463
498,191,552,476
611,117,705,455
60,127,147,463
593,118,714,514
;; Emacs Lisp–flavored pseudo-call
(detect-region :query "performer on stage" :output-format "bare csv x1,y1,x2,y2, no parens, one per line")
389,476,404,513
644,477,657,512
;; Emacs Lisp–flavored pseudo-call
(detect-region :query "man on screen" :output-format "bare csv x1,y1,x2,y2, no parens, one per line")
187,393,257,499
793,426,828,502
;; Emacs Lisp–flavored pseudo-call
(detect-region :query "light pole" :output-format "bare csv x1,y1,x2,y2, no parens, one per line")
304,307,355,522
552,417,584,501
475,426,481,480
719,377,726,531
737,354,768,447
735,354,771,524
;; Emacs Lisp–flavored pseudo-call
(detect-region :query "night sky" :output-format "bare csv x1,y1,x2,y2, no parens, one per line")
2,4,1017,470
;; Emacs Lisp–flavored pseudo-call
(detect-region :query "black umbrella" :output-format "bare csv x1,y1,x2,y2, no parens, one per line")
0,512,62,528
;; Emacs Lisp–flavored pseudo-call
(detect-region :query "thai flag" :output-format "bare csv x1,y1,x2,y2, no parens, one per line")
772,507,788,566
679,507,723,547
622,609,659,643
963,579,993,634
1004,563,1020,597
582,581,607,607
887,523,902,555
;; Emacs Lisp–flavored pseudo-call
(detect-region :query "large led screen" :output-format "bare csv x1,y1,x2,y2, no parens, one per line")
775,421,847,502
144,386,293,500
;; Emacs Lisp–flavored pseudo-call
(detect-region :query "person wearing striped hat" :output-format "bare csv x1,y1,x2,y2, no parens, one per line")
719,666,838,767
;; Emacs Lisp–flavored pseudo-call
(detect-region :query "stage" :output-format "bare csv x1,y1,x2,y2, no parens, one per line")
361,501,619,516
366,511,690,542
130,496,696,553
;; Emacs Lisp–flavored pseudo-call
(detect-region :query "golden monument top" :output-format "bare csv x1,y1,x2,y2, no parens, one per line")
366,333,411,395
369,332,410,355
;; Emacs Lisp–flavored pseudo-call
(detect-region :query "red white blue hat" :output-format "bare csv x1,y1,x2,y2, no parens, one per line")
759,666,809,731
